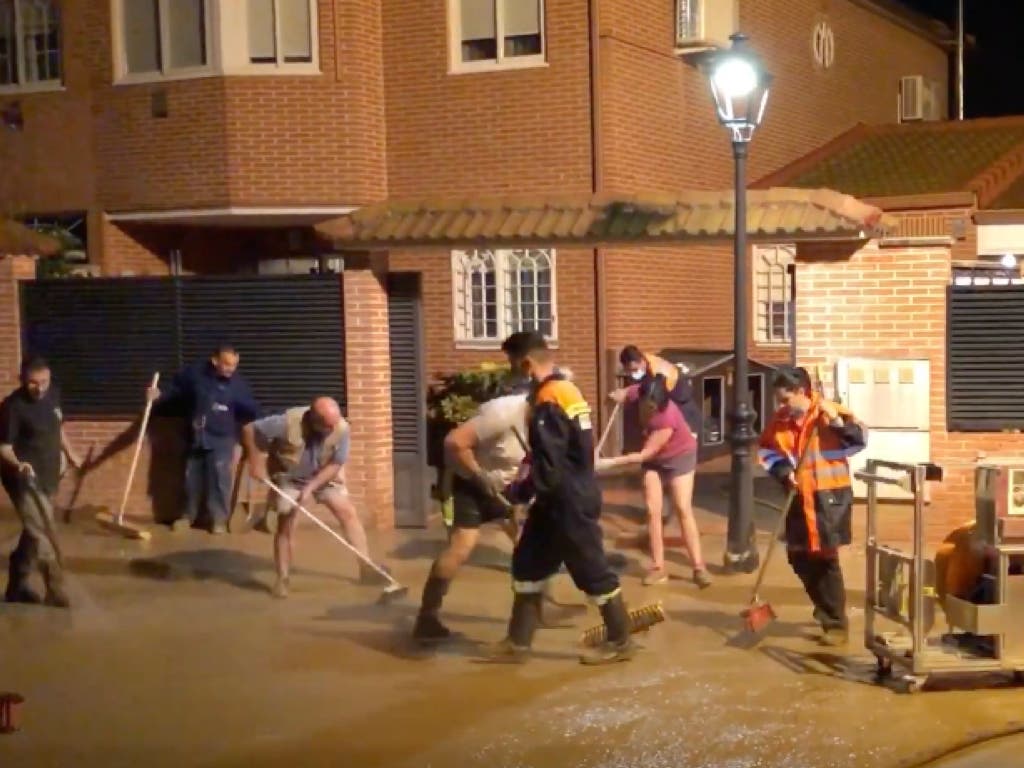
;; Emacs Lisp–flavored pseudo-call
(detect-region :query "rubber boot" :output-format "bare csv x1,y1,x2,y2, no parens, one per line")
816,559,849,646
580,593,636,666
39,561,70,609
482,592,541,664
4,552,40,604
413,575,452,644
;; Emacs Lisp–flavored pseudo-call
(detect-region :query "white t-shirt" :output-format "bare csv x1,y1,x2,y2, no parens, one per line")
468,393,529,484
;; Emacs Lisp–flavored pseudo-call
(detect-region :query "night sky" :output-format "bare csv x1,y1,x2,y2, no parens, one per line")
899,0,1024,117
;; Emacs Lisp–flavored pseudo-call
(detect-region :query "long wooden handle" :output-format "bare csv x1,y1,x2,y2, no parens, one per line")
116,372,160,523
595,401,622,457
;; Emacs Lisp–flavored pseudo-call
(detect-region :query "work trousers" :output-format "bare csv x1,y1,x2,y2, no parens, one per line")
3,478,61,584
184,443,235,525
512,494,619,600
788,550,847,630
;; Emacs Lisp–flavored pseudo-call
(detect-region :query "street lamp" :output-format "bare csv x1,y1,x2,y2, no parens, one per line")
707,33,772,574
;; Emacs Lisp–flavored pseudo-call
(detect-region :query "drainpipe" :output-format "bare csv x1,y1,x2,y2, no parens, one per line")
588,0,609,430
956,0,965,120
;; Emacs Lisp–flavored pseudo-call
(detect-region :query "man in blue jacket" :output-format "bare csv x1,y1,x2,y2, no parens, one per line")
148,343,261,534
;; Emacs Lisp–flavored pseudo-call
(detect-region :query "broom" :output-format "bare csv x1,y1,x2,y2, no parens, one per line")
261,478,408,604
740,417,822,634
96,372,158,541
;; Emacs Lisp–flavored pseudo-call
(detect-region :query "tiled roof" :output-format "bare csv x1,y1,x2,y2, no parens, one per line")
0,219,60,256
990,174,1024,210
756,117,1024,209
314,188,892,248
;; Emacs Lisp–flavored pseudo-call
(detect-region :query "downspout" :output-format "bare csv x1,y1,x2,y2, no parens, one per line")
588,0,608,430
955,0,965,120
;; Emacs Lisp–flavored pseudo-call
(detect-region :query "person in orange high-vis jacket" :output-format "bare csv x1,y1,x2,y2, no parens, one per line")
757,366,867,645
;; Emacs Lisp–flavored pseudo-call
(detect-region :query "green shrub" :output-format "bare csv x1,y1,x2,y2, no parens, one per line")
426,362,514,467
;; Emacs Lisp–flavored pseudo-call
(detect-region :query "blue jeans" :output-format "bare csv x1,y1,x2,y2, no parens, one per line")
184,444,235,525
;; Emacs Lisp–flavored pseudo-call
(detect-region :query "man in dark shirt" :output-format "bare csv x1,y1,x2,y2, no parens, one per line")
1,357,82,606
148,343,261,534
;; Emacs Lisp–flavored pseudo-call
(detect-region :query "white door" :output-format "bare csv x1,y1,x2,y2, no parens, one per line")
835,358,931,500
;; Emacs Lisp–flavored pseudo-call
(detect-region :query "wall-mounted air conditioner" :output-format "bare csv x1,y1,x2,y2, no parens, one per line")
675,0,738,54
899,75,943,123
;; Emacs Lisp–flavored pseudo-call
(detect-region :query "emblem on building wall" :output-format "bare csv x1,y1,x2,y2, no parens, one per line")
812,19,835,70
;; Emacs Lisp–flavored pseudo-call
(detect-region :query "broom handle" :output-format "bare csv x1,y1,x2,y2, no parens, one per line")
595,401,622,457
116,372,159,524
261,478,398,587
748,420,822,599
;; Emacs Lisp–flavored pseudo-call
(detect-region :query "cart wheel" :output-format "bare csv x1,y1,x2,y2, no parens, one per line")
875,656,892,679
900,675,926,694
1012,670,1024,685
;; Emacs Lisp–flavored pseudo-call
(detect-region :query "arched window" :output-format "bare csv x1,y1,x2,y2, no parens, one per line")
451,248,558,344
0,0,61,86
754,245,795,344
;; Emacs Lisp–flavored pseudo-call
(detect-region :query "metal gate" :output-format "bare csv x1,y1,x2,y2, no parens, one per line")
20,274,346,416
387,273,428,528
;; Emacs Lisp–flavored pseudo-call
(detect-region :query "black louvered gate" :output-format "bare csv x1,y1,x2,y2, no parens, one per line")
387,273,428,527
19,274,346,417
947,284,1024,432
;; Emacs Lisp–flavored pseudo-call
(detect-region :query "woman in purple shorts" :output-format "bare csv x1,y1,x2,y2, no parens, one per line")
599,376,711,589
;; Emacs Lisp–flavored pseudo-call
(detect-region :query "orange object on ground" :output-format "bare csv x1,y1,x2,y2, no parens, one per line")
935,522,985,605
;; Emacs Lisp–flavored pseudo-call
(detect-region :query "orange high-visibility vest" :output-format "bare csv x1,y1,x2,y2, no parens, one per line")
644,353,679,392
757,394,860,553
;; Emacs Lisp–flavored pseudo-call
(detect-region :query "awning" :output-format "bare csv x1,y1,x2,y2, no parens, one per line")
0,219,61,257
314,187,894,249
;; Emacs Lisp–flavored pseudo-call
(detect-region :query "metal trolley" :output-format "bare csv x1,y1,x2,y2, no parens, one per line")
860,458,1024,693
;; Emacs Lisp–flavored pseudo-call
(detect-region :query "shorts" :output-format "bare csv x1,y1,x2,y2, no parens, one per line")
443,474,511,530
272,478,348,515
642,450,697,484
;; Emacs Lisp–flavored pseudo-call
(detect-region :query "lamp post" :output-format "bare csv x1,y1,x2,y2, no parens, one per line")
706,33,772,574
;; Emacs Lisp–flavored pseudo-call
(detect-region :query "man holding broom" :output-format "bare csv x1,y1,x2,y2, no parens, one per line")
757,366,866,645
1,357,81,607
241,396,391,598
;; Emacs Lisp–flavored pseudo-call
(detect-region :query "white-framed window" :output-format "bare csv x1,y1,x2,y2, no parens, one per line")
451,248,556,346
676,0,701,42
247,0,314,65
117,0,211,79
448,0,545,73
0,0,61,90
754,244,795,345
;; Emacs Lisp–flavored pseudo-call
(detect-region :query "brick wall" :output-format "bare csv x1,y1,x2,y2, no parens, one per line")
795,217,1024,539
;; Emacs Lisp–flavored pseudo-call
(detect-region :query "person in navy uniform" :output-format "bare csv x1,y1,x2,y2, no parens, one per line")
148,343,261,534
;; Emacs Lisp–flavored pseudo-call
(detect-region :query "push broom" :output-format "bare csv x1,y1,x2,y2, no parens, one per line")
740,420,821,635
261,478,408,604
95,372,158,541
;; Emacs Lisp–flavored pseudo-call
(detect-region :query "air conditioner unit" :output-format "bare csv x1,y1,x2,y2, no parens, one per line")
899,75,943,123
675,0,738,53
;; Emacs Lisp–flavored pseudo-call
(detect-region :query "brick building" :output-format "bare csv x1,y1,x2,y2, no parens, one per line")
0,0,954,528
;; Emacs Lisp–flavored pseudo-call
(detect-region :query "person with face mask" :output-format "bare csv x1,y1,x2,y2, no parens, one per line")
609,345,702,437
241,396,389,598
757,366,866,646
485,331,636,666
413,365,580,644
596,376,711,588
0,357,82,607
148,343,261,534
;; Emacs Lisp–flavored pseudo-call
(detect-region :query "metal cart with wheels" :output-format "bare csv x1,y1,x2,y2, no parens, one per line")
861,458,1024,693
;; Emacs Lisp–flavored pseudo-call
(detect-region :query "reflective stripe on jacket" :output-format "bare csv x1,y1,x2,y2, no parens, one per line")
757,394,866,552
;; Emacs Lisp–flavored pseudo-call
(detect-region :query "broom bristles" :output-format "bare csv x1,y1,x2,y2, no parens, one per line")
741,602,776,634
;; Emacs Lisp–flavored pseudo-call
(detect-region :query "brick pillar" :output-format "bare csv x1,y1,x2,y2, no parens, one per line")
343,252,395,529
0,255,35,391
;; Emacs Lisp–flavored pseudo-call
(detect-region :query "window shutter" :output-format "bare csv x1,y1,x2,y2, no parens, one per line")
503,0,540,36
123,0,161,73
279,0,311,62
460,0,495,41
167,0,206,68
947,285,1024,431
247,0,276,61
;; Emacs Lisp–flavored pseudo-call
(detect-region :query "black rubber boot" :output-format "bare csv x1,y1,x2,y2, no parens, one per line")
5,553,40,604
580,593,636,666
789,551,830,623
413,575,452,644
482,592,541,664
816,559,849,645
40,561,70,609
